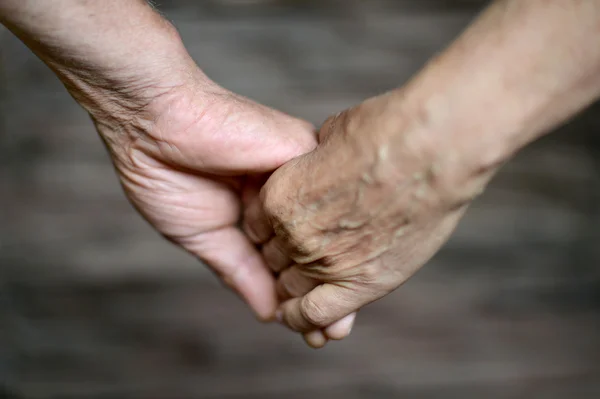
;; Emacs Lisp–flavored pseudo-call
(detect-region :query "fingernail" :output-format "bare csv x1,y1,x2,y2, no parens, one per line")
275,309,283,323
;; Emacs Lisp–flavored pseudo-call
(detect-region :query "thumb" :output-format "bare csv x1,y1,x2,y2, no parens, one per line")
148,89,318,174
195,101,318,173
277,281,377,333
276,257,390,332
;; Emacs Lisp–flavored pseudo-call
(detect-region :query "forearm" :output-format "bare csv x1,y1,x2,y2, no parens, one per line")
0,0,202,120
387,0,600,201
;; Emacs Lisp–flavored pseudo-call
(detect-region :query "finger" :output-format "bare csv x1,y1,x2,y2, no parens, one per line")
263,237,293,273
182,227,277,321
277,267,357,344
159,97,317,174
302,313,356,348
278,281,374,333
243,195,273,244
302,330,328,349
276,265,318,301
325,312,356,340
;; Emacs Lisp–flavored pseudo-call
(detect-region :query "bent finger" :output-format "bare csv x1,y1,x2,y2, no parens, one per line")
243,196,273,245
278,281,374,333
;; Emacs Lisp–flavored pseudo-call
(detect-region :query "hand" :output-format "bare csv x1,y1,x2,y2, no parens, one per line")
1,0,319,321
245,91,489,342
243,0,600,344
99,70,317,321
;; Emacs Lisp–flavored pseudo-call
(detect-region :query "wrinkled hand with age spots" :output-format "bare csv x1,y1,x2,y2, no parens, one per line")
245,92,483,346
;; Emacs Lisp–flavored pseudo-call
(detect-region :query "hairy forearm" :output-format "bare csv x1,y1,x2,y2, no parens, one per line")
387,0,600,201
0,1,172,63
0,0,201,119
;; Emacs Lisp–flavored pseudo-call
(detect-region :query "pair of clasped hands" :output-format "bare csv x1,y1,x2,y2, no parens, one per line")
4,0,599,349
107,50,466,349
0,0,470,349
117,75,462,349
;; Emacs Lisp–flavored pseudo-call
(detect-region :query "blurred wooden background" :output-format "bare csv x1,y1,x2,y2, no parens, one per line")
1,1,599,398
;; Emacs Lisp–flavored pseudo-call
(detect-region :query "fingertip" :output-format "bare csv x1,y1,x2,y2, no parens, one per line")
325,312,357,341
303,330,328,349
255,306,278,324
287,118,318,154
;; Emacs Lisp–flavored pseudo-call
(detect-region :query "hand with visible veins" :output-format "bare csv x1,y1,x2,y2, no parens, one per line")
245,0,600,347
245,92,469,346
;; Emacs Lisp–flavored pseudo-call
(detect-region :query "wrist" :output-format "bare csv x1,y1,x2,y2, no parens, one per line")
368,0,600,212
56,23,202,119
1,0,214,125
354,82,508,214
375,86,514,212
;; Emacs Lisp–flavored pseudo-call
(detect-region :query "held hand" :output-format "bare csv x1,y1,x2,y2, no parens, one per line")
245,92,490,342
93,68,317,321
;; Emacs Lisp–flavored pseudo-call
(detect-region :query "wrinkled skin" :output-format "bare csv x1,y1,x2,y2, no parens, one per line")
245,91,486,338
93,71,319,321
97,71,361,341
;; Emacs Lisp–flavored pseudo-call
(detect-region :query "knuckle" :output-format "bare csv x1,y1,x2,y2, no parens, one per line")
300,296,329,327
289,235,323,262
261,183,323,263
